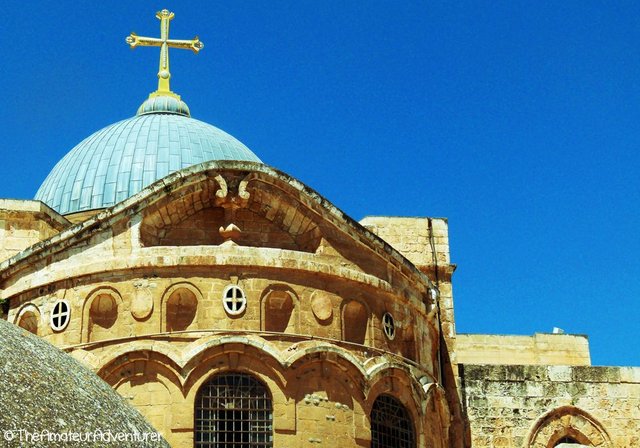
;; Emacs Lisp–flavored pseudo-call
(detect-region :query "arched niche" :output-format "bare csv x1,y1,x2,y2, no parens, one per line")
261,286,297,333
15,304,41,335
83,288,123,343
162,283,200,332
342,299,370,345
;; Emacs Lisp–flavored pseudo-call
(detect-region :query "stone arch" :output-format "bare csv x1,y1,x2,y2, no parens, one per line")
99,353,183,442
341,299,371,345
98,349,183,392
288,349,367,397
184,342,287,394
286,349,369,446
366,359,436,389
15,303,41,335
261,284,298,333
526,405,612,448
365,366,425,447
238,172,323,252
285,343,368,383
183,343,291,441
81,287,124,343
370,394,416,447
182,335,285,375
97,341,183,374
160,282,202,332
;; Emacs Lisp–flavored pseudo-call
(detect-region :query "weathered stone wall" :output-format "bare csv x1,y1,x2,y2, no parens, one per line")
359,216,456,347
360,216,465,447
0,199,69,262
7,272,436,369
456,333,591,366
359,217,450,267
1,166,450,448
94,334,450,447
460,364,640,448
6,265,444,446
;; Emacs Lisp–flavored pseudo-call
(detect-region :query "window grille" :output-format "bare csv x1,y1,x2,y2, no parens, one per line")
195,372,273,448
371,394,415,448
382,312,395,340
222,285,247,315
50,300,70,331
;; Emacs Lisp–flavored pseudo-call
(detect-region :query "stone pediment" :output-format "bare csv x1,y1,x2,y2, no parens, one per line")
0,162,434,304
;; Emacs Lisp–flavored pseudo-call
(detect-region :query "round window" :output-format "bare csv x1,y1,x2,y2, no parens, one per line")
50,300,71,332
222,285,247,316
382,312,395,340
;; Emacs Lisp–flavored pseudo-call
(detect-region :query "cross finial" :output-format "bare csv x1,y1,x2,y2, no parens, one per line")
126,9,204,99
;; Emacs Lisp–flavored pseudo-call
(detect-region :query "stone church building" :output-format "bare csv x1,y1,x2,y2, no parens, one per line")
1,9,638,448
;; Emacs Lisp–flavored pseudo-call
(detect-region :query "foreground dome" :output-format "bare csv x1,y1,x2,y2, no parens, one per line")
35,113,261,215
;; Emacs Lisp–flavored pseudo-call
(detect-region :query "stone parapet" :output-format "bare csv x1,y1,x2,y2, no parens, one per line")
456,333,591,366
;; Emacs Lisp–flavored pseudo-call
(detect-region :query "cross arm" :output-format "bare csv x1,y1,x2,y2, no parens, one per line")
126,33,164,48
166,37,204,53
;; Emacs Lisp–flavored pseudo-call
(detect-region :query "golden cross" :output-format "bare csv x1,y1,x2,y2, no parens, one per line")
126,9,204,97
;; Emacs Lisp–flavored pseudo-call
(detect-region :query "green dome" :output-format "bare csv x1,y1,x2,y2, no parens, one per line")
35,113,262,215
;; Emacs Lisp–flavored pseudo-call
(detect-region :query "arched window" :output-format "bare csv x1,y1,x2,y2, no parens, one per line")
195,372,273,448
371,394,415,448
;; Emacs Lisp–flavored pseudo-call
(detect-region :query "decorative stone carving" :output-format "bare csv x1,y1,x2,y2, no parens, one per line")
131,280,155,320
219,223,242,242
311,292,333,322
131,288,154,320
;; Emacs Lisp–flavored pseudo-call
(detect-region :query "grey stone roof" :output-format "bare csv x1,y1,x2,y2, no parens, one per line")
0,319,169,447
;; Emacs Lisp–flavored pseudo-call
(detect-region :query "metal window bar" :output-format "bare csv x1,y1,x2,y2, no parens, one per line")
195,373,273,448
371,394,415,448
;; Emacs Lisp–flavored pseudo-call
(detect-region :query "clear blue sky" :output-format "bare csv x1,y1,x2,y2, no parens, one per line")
2,1,639,366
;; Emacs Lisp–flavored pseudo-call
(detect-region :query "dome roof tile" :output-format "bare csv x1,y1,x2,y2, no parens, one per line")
35,114,261,215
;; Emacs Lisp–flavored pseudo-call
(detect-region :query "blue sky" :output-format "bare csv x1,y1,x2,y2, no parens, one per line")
2,1,639,366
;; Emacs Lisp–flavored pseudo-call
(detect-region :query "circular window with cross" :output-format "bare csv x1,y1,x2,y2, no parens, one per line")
50,300,71,332
222,285,247,316
382,312,396,340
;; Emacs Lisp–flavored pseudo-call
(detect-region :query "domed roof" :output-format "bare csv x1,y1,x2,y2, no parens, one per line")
35,112,262,215
0,319,169,447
